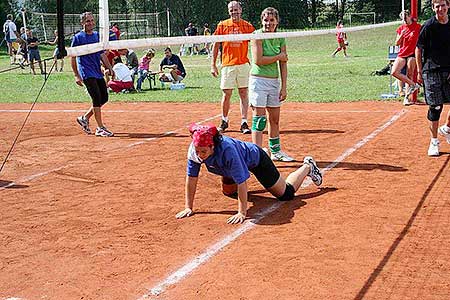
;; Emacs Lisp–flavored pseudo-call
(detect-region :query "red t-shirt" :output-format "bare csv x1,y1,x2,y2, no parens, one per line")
336,26,345,42
106,50,120,65
396,22,421,57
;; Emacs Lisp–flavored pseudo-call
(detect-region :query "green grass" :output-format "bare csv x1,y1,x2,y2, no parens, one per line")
0,24,399,104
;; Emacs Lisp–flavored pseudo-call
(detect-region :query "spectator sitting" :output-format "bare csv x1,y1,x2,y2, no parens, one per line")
26,29,45,75
119,48,139,82
159,47,186,83
136,48,156,92
108,56,134,93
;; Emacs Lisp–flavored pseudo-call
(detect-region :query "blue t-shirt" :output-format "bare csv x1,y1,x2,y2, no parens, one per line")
71,31,103,80
186,136,261,184
160,54,186,77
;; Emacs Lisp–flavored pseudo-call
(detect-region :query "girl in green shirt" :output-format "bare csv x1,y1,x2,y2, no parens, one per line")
249,7,293,162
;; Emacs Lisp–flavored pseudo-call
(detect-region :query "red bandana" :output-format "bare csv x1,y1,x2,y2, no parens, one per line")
189,123,218,147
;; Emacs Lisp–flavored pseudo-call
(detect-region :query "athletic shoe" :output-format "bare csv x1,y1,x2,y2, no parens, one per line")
406,83,420,96
95,126,114,137
76,116,91,134
303,156,323,186
438,125,450,144
403,95,412,106
240,122,251,134
218,119,229,132
427,140,440,157
271,150,295,162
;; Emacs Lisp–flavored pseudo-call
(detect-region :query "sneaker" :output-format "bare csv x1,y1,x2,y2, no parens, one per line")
218,119,229,132
271,150,295,162
428,140,440,156
403,95,412,106
303,156,323,186
406,83,420,96
95,126,114,137
240,122,251,134
438,125,450,144
76,116,91,134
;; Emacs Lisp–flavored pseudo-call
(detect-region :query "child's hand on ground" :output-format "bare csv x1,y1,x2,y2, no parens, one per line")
227,212,246,224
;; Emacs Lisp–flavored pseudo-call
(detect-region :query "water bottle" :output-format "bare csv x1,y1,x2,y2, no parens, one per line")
170,82,185,90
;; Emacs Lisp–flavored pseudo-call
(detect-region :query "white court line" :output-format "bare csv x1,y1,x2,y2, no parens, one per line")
0,109,399,114
0,114,221,191
140,109,407,299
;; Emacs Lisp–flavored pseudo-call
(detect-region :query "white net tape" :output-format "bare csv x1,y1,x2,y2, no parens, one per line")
66,21,400,57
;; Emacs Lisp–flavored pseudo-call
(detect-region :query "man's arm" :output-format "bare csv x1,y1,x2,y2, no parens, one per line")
227,180,248,224
210,42,220,77
415,47,423,84
71,57,83,86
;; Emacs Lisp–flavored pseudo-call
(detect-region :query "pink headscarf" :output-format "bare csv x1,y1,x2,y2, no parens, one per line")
189,123,218,147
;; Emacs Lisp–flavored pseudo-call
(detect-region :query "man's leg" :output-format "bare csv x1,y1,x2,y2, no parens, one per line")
238,87,249,124
218,89,233,132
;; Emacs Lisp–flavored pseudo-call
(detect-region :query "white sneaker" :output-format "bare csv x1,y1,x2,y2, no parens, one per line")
438,125,450,144
427,140,440,157
76,116,91,134
271,150,294,162
403,95,412,106
303,156,323,186
95,126,114,137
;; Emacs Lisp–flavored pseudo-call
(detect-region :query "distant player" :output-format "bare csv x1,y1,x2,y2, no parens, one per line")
175,123,323,224
331,20,349,58
71,12,115,137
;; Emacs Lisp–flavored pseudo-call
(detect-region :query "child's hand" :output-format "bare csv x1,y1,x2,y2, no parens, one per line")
227,212,246,224
176,208,193,219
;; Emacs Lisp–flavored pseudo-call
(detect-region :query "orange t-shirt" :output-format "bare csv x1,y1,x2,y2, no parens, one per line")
214,18,255,66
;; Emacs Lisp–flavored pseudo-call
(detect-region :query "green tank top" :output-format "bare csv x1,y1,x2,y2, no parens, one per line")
250,29,286,78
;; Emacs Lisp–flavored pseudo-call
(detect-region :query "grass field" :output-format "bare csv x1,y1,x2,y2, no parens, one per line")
0,24,400,104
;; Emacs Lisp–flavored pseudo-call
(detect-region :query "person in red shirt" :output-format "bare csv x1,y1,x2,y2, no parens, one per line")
392,10,421,105
110,23,120,40
331,20,348,58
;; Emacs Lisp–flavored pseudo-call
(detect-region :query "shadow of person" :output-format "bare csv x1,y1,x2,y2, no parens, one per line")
0,180,28,189
247,187,338,226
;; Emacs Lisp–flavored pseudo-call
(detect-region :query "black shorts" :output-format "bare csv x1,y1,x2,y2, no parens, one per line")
422,71,450,106
83,77,108,107
249,147,280,189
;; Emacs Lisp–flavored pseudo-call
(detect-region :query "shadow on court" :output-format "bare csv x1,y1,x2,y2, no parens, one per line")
353,154,450,300
277,161,408,172
247,187,338,226
0,180,28,189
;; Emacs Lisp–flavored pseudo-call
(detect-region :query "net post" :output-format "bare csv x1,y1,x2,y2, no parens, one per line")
167,8,171,36
56,0,67,58
99,0,110,48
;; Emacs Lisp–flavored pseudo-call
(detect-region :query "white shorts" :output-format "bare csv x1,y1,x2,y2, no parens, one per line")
220,63,250,90
249,76,281,108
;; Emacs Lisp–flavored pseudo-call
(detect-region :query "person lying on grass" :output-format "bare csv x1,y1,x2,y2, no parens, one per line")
176,123,323,224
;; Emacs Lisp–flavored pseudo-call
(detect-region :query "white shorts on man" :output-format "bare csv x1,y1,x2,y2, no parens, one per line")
249,76,281,107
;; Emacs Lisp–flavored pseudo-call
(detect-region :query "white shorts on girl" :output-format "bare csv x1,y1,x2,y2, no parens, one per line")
249,76,281,108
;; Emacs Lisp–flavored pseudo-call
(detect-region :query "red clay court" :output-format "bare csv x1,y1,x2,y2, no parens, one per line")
1,101,449,300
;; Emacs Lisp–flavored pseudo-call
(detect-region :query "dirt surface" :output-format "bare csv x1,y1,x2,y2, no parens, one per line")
1,101,449,300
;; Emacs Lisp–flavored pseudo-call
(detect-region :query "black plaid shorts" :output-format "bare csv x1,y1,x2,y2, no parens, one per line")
422,71,450,106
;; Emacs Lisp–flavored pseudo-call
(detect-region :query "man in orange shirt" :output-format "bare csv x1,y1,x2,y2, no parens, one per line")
211,1,255,134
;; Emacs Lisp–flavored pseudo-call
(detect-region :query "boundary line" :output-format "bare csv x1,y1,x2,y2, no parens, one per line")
140,109,407,299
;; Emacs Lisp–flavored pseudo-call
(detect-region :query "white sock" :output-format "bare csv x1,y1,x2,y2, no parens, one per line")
241,119,248,125
431,138,439,144
222,116,229,122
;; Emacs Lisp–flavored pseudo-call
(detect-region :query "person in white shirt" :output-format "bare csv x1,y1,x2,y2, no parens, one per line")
108,56,134,93
3,14,21,64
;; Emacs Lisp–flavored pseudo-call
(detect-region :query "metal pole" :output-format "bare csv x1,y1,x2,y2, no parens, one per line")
56,0,67,58
167,8,170,36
